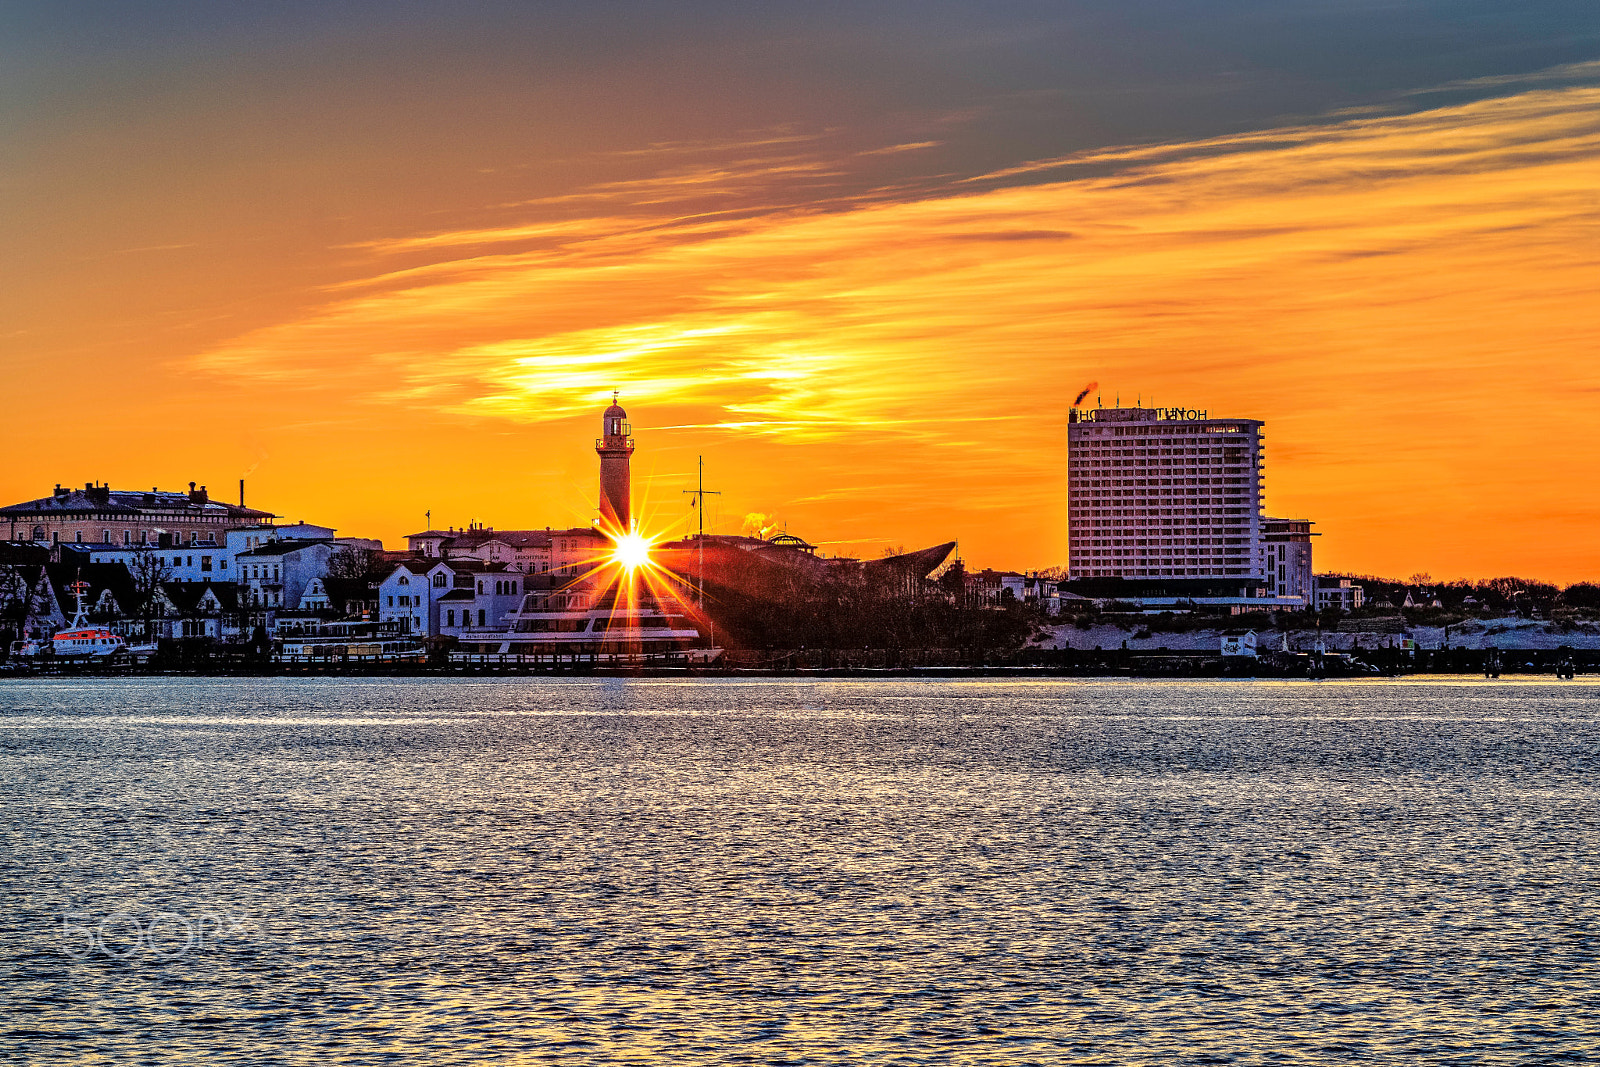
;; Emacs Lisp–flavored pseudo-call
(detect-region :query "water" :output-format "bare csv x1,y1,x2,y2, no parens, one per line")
2,677,1597,1064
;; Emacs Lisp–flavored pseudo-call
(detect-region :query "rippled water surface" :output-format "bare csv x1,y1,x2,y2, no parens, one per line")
3,677,1598,1064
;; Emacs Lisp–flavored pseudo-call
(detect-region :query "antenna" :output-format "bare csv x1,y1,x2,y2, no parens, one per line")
682,455,722,650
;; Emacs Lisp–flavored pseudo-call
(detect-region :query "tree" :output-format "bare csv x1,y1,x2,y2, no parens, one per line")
126,550,173,641
1561,583,1600,609
0,565,31,650
327,547,384,583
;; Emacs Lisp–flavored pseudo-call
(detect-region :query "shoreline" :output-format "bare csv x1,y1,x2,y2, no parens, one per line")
2,659,1595,681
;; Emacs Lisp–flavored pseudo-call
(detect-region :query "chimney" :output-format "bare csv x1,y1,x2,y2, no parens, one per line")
239,479,245,507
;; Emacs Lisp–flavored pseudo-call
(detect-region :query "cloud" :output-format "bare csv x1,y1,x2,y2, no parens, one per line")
189,76,1600,574
197,83,1600,435
857,141,943,156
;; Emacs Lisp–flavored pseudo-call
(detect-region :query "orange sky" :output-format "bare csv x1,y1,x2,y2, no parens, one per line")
4,46,1599,580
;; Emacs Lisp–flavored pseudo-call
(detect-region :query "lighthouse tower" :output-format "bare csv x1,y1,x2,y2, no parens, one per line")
595,393,635,533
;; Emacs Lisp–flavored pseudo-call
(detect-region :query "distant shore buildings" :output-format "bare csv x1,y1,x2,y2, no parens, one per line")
3,392,1392,656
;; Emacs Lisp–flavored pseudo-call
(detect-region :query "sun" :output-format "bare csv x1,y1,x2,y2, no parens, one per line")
612,531,653,573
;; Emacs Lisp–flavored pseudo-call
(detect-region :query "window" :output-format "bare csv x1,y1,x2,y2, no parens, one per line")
399,576,409,585
388,596,394,607
201,556,212,572
75,531,83,543
447,610,455,626
478,609,486,626
433,573,446,587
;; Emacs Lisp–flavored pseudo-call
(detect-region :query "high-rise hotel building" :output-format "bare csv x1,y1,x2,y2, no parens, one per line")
1067,405,1266,581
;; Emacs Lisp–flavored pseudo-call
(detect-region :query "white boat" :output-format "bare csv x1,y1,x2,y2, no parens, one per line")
51,581,128,659
274,618,427,663
453,585,719,665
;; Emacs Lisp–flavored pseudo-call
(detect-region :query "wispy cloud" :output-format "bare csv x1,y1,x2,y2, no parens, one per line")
190,77,1600,574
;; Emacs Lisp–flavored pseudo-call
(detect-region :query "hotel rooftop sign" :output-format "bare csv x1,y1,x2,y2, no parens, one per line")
1071,406,1209,423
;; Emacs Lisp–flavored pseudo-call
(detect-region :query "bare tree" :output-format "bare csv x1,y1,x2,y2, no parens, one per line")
327,547,383,582
0,565,29,650
126,550,174,641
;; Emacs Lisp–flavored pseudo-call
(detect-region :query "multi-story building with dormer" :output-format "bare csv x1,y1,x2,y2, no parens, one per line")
1,482,274,548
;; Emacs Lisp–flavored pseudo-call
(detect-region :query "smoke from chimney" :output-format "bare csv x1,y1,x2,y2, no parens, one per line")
1072,381,1098,407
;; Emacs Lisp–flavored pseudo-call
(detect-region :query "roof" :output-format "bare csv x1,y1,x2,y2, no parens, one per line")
162,581,239,614
862,541,959,580
428,559,513,574
436,589,475,602
764,532,815,551
402,527,599,548
0,542,49,565
236,540,336,558
658,533,770,551
1,485,274,522
45,561,139,616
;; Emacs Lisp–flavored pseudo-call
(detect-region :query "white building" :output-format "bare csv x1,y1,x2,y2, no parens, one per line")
427,560,525,637
378,562,432,635
1315,576,1365,612
70,542,236,584
66,520,365,591
235,540,337,611
1262,517,1316,605
1221,631,1259,657
967,569,1061,614
1068,404,1265,581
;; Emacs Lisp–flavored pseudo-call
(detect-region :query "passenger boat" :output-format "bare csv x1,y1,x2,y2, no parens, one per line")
452,586,719,665
274,617,427,663
51,581,129,659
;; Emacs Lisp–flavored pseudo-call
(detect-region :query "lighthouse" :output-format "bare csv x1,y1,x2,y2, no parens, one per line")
595,393,635,533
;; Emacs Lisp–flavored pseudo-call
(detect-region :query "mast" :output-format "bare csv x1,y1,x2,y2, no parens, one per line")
68,579,90,629
683,455,720,649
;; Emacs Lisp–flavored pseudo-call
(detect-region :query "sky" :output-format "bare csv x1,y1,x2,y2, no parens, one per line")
4,1,1599,580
